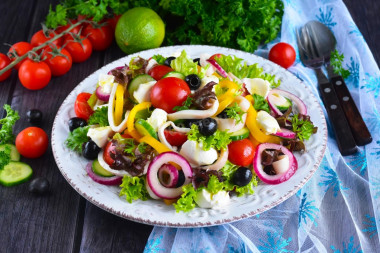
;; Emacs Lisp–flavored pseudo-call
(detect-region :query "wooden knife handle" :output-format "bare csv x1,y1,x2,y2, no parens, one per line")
330,76,372,146
318,81,358,155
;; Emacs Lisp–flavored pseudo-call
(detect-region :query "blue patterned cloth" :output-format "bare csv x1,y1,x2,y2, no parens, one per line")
144,0,380,252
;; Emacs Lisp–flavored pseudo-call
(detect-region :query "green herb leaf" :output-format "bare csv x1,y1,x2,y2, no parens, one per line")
112,133,137,158
152,54,166,65
187,124,231,151
253,94,270,113
225,102,246,123
137,142,148,154
88,106,109,126
0,104,20,145
119,175,149,203
0,145,11,171
173,184,197,212
330,49,351,79
291,114,316,141
65,126,89,153
173,97,193,112
170,50,207,78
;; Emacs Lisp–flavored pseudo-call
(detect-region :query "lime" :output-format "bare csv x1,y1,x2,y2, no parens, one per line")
115,7,165,55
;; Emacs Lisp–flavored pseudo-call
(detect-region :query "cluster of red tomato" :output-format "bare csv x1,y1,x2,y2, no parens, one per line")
0,15,120,90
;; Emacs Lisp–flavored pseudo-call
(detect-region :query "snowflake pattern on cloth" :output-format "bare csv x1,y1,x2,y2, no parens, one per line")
144,0,380,252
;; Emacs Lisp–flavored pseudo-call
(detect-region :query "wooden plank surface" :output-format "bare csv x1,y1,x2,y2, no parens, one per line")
0,1,379,253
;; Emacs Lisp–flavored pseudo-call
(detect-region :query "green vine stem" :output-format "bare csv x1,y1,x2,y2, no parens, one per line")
0,21,84,76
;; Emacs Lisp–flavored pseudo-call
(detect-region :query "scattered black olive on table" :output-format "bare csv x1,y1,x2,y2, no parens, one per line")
26,109,43,125
29,177,50,194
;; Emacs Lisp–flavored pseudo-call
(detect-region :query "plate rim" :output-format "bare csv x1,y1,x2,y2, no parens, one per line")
51,45,327,227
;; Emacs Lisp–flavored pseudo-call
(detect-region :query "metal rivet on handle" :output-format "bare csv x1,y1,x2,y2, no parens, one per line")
336,81,342,85
330,104,337,110
324,88,331,93
343,96,349,101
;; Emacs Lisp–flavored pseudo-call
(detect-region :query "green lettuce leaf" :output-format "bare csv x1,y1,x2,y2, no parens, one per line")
173,184,198,212
119,176,149,203
170,50,207,78
187,124,231,151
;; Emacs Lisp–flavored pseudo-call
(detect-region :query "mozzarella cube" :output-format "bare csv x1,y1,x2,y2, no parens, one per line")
147,108,167,132
133,81,156,104
179,140,218,166
256,111,280,134
87,126,113,148
242,78,271,98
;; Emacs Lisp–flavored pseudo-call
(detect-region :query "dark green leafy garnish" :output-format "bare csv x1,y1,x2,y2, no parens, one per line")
291,114,317,141
88,106,109,126
253,94,270,113
65,126,89,153
330,49,351,79
0,104,20,145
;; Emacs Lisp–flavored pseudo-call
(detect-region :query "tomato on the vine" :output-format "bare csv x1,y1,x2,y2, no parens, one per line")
16,127,48,158
148,65,174,80
228,139,255,166
268,42,296,69
18,59,51,90
55,19,82,37
43,47,72,76
0,53,12,82
30,29,63,48
83,22,114,51
74,92,94,120
64,36,93,63
7,42,33,70
106,14,121,31
164,130,188,147
150,77,191,113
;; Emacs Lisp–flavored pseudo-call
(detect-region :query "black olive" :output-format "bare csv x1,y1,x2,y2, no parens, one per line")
217,109,229,119
232,167,253,187
82,140,101,160
26,109,43,125
184,74,201,90
164,56,176,67
199,118,217,136
68,117,87,132
193,58,201,66
29,177,50,194
175,170,186,187
184,119,202,129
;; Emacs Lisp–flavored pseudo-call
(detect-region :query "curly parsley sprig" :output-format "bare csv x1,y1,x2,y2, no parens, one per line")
330,49,351,79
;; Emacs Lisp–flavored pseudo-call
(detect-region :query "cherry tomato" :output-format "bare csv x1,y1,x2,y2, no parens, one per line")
150,77,191,113
64,36,93,63
228,139,255,166
0,53,12,82
83,22,114,51
16,127,48,158
74,92,94,120
106,14,121,31
7,42,33,70
103,141,116,165
18,59,51,90
43,47,72,76
148,65,174,80
30,29,63,48
164,130,188,147
268,42,296,69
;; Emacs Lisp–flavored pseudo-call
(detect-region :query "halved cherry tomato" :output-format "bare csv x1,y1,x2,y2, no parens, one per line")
164,130,188,147
268,42,296,69
18,59,51,90
16,127,48,158
0,53,12,82
83,22,114,51
150,77,190,113
30,29,63,48
43,47,72,76
7,42,33,70
228,139,255,166
74,92,93,120
103,140,116,165
148,65,174,80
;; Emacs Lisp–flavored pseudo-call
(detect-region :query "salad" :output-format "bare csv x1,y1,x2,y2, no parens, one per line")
64,50,317,212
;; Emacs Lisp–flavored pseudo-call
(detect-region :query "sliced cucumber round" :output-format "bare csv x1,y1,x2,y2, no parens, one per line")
0,161,33,187
92,159,114,177
0,144,20,161
163,71,185,80
135,119,158,139
128,74,155,99
230,127,250,141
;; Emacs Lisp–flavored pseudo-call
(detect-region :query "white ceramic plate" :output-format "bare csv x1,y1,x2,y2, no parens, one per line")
52,45,327,227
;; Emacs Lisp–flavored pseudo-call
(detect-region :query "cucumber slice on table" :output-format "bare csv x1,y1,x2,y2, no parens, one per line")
135,119,158,139
163,71,185,80
0,161,33,187
128,74,155,98
92,159,114,177
230,127,250,141
0,144,20,161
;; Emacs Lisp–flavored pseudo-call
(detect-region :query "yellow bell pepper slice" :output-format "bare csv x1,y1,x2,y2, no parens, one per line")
217,80,239,101
139,135,171,154
127,102,151,134
114,85,124,125
213,96,234,116
245,95,281,144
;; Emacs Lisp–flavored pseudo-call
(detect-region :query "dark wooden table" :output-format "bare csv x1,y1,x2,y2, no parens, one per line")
0,1,379,252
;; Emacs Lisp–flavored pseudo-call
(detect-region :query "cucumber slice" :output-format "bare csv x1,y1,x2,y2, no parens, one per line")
230,127,250,141
0,161,33,187
128,74,155,98
92,159,114,177
163,71,185,80
0,144,20,161
135,119,158,139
